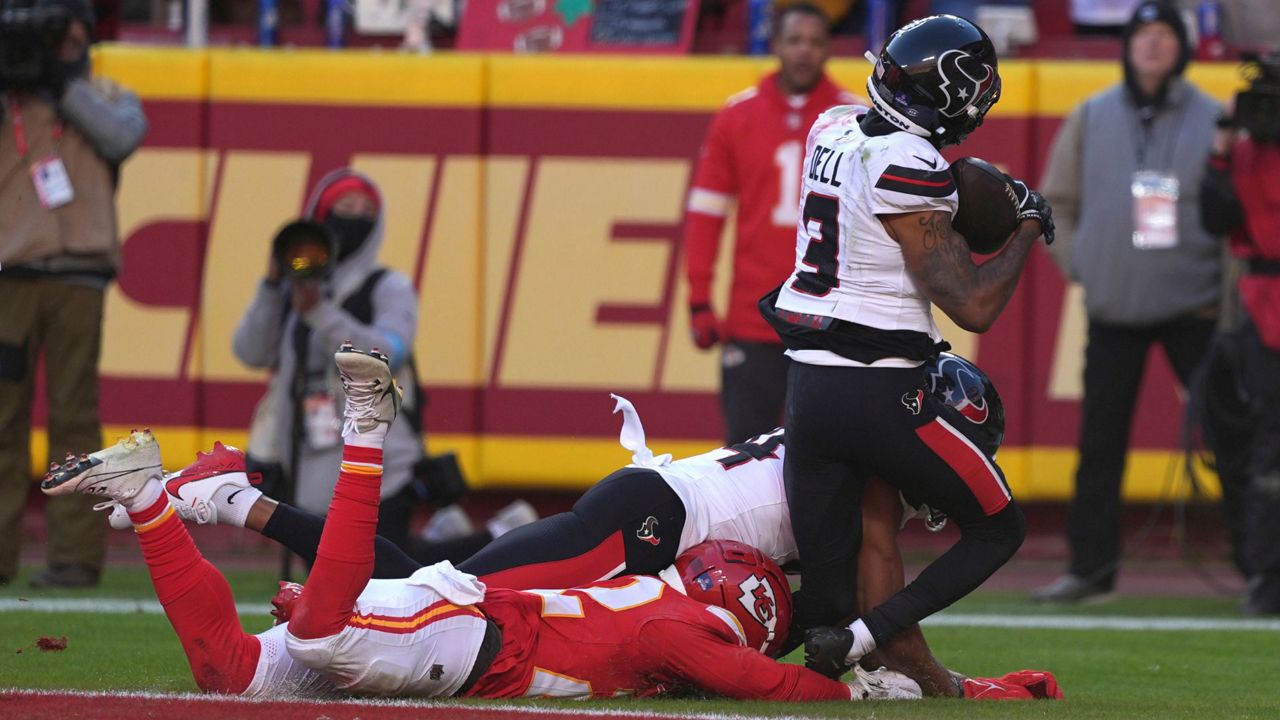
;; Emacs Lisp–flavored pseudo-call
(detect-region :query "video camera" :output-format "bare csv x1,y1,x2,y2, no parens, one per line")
0,0,72,92
272,219,338,283
1233,52,1280,144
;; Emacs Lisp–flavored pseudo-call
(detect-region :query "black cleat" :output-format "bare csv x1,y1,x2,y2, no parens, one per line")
803,626,855,679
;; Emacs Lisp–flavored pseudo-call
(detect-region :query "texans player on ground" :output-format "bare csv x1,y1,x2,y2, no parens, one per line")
758,15,1054,679
42,346,920,702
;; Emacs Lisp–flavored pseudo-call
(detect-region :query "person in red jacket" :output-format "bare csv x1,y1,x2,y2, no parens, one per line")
1200,66,1280,615
684,2,865,443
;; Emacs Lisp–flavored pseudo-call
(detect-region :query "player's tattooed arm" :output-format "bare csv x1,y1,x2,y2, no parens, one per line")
883,210,1040,333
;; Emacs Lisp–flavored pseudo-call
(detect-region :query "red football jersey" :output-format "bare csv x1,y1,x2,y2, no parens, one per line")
466,576,851,701
685,72,865,342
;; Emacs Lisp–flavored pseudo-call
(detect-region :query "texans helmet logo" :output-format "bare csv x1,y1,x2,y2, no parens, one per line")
935,356,989,424
636,516,661,546
935,49,996,119
901,389,924,415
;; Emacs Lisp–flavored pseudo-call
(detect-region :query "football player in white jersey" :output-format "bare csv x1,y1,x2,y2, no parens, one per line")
757,14,1054,679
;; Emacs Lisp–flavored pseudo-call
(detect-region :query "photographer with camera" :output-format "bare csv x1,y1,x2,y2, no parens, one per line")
1199,52,1280,616
0,0,146,589
233,169,440,556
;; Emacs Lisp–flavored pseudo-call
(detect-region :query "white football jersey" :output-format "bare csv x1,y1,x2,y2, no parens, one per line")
285,562,489,698
611,395,795,566
775,105,958,341
651,429,797,568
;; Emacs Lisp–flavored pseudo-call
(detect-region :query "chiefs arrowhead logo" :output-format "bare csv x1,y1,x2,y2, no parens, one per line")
901,389,924,415
736,574,779,649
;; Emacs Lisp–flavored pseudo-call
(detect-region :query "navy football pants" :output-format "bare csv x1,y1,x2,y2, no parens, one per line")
784,361,1025,646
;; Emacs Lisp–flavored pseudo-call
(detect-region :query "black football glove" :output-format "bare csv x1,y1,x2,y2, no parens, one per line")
1006,176,1055,245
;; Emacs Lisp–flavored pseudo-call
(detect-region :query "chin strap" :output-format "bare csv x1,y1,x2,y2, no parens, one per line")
864,75,936,140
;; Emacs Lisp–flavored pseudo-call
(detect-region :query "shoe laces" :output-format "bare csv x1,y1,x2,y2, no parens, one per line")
340,375,384,435
187,498,215,524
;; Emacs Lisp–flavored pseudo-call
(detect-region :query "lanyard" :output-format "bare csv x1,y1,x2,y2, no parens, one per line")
1132,103,1187,172
7,96,63,158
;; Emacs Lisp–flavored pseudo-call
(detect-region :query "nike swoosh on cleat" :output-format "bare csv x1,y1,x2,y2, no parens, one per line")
83,464,162,491
167,472,221,501
226,487,252,505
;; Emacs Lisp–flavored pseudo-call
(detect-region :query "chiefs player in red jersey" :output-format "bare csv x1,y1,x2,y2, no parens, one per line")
684,3,865,444
42,345,921,702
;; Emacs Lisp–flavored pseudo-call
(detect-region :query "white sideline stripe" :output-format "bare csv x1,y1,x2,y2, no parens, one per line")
3,597,1279,632
0,597,271,616
921,613,1280,632
0,688,813,720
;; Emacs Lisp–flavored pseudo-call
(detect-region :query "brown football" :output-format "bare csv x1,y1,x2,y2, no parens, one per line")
950,157,1019,254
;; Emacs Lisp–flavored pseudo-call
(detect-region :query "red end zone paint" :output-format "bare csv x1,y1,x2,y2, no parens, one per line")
0,690,769,720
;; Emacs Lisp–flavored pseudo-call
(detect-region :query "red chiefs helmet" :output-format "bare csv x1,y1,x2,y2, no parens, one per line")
674,540,793,657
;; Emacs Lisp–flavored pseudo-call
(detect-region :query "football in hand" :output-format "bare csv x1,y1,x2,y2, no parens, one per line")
949,157,1019,254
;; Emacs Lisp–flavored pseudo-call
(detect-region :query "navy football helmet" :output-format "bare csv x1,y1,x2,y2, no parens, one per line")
926,352,1004,456
865,14,1001,147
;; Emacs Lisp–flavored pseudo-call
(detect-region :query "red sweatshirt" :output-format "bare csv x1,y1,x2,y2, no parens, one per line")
684,71,864,342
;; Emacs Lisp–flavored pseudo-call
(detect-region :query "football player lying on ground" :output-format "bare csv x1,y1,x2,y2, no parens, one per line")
42,344,921,702
90,351,1059,700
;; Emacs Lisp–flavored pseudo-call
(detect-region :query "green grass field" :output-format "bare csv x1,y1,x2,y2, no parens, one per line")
3,565,1278,719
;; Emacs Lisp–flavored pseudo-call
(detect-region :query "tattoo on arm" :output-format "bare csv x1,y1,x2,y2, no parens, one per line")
914,213,980,305
890,210,1039,331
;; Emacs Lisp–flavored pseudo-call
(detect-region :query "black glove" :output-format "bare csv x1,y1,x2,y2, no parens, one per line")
803,626,855,679
1006,176,1055,245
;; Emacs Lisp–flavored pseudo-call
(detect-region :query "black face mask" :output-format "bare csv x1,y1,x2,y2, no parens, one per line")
323,214,375,261
50,53,90,91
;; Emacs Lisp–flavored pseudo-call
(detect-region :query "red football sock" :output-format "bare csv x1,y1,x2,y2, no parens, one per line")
288,445,384,640
130,494,260,694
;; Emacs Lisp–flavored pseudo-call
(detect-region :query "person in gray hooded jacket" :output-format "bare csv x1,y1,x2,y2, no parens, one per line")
1033,1,1225,603
233,169,423,549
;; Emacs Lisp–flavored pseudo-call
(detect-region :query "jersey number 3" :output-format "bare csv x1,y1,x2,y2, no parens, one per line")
789,192,840,297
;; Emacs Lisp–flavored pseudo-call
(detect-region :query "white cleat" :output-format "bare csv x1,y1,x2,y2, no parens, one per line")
854,666,923,700
163,441,257,524
41,429,162,504
486,500,539,538
419,504,475,543
335,342,401,435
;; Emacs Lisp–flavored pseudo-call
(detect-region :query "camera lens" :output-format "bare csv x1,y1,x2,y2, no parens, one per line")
281,239,331,280
272,219,337,282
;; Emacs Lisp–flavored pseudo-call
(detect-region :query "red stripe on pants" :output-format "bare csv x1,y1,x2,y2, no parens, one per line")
131,496,261,693
915,419,1010,516
479,531,626,590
